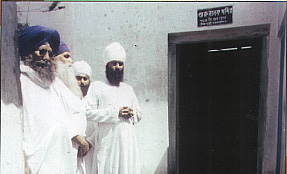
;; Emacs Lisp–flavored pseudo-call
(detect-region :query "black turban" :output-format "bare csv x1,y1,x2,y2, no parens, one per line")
18,25,60,57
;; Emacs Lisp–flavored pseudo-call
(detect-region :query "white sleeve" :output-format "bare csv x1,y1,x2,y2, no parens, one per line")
130,88,142,124
86,129,97,147
85,121,98,147
85,83,120,123
53,78,87,138
69,104,87,137
64,93,87,139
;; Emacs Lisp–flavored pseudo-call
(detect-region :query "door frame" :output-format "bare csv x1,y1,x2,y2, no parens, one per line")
168,24,270,174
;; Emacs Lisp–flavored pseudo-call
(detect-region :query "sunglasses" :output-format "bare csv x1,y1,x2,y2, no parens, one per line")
35,49,55,58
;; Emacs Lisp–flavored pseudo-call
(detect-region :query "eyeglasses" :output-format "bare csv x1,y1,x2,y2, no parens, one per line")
35,49,55,58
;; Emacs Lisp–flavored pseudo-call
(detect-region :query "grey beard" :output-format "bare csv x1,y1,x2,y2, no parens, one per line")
56,61,83,99
30,60,56,82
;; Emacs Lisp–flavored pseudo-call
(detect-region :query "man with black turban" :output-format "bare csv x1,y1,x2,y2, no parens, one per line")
19,25,84,174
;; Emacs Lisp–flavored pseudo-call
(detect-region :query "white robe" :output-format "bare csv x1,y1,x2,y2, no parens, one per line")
56,74,87,174
76,97,90,174
55,61,88,174
20,65,86,174
83,97,97,174
85,79,142,174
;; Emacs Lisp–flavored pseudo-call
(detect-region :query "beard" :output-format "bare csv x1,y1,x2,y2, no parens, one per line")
79,84,90,97
30,59,56,82
106,65,124,86
56,61,83,98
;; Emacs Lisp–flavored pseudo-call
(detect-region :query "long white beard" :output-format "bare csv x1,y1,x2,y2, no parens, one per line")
55,61,83,99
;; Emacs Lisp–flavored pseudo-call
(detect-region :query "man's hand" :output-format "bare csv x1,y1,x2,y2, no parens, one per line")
72,135,90,157
119,106,134,119
78,141,92,157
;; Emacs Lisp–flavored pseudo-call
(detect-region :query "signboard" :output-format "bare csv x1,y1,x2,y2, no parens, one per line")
198,6,233,27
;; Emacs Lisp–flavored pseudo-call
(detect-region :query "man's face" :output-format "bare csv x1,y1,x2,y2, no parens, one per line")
31,43,54,65
29,42,56,81
106,60,124,86
55,51,72,66
108,60,124,71
76,74,90,87
76,74,90,97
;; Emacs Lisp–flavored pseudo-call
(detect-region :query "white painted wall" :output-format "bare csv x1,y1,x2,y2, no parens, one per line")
10,2,286,173
1,101,24,174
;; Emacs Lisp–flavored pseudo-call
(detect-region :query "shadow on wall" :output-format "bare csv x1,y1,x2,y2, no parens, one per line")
1,2,25,173
1,2,22,108
154,148,168,174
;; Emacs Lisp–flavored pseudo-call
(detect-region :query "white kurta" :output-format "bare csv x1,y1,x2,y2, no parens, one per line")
55,61,88,174
75,97,90,174
85,79,142,174
83,97,97,174
20,66,85,174
56,78,88,174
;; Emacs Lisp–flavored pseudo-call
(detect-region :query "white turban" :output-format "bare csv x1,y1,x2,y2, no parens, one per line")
73,61,92,77
103,42,126,66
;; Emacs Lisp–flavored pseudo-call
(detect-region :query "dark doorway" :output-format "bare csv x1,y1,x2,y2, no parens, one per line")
177,38,261,174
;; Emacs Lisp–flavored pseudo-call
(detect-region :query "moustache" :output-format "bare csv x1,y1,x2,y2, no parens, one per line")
80,84,89,87
113,68,122,72
35,60,52,68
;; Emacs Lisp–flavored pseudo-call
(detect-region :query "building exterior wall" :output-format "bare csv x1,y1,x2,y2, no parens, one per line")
1,2,24,174
284,29,286,174
1,2,284,173
278,10,286,173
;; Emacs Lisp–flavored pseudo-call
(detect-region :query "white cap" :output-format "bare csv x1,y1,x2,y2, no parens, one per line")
73,61,92,77
103,42,126,66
